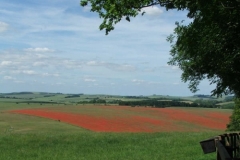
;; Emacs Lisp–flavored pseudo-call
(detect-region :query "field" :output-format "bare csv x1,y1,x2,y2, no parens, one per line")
0,93,234,159
10,105,231,132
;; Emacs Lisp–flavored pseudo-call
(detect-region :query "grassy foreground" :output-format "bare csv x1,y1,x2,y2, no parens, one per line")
0,132,218,160
0,101,228,160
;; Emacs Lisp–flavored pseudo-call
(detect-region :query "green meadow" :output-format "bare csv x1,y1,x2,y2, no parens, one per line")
1,132,218,160
0,93,231,160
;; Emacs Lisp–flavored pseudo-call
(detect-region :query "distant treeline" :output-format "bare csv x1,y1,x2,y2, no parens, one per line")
65,94,83,98
2,92,34,95
43,95,56,97
77,98,107,104
0,96,32,100
15,101,63,104
193,99,219,108
224,96,235,102
193,94,213,98
118,99,218,108
123,96,149,99
119,100,197,108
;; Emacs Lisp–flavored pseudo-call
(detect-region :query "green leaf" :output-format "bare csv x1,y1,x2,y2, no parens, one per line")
126,16,130,22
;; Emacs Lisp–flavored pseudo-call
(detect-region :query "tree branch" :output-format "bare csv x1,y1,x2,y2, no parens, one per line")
221,2,235,9
140,2,160,8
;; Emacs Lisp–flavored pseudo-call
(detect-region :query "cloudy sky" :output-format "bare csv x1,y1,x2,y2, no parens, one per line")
0,0,214,96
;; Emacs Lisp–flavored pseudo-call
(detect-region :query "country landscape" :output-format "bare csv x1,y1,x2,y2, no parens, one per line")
1,0,239,159
0,92,233,159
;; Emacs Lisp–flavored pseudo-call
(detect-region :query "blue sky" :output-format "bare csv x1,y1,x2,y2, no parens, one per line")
0,0,214,96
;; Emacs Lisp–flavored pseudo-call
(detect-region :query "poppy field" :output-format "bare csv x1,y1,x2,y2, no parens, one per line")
10,105,232,132
0,97,233,160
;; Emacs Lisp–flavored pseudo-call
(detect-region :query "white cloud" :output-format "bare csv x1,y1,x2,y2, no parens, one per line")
56,82,64,85
1,61,12,66
33,62,47,66
85,61,136,72
24,47,54,52
132,79,145,83
84,78,96,82
131,79,162,86
105,63,136,72
132,79,146,85
42,73,59,77
141,6,163,16
0,21,8,32
22,70,36,75
14,80,24,83
35,54,49,58
86,61,97,65
148,81,161,85
171,66,179,70
82,5,91,12
114,64,136,72
4,76,15,80
0,1,213,96
62,60,82,69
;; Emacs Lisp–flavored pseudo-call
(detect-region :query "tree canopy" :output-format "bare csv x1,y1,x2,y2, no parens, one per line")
80,0,240,98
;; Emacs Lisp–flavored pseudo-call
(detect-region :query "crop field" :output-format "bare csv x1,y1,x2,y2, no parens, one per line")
0,99,233,160
10,105,231,132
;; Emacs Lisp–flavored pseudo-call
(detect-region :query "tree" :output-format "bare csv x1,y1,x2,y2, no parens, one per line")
167,1,240,97
227,98,240,131
80,0,240,96
80,0,240,130
80,0,180,35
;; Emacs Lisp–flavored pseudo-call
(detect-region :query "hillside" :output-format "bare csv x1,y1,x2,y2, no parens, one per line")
0,92,235,109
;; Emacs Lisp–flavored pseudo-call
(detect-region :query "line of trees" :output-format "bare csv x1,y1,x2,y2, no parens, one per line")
118,99,224,108
77,99,107,104
65,95,81,98
118,100,204,108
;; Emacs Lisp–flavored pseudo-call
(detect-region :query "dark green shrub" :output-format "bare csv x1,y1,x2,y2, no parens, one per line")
227,98,240,131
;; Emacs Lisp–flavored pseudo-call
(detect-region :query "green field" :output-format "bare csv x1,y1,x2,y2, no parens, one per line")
0,93,232,160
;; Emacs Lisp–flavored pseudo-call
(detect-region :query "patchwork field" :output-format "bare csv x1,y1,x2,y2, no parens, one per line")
9,105,232,132
0,101,233,160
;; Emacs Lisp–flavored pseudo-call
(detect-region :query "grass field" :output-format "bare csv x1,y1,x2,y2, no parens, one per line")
1,132,220,160
0,101,232,160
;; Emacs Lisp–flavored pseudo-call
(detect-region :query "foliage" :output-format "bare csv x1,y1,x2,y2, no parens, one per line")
80,0,240,98
225,96,235,102
65,95,81,98
80,0,234,36
168,1,240,97
118,99,217,108
77,98,106,104
220,103,234,109
80,0,146,34
80,0,240,131
227,98,240,131
193,99,219,108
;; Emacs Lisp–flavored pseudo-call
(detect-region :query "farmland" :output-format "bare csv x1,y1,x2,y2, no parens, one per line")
10,106,231,132
0,92,234,159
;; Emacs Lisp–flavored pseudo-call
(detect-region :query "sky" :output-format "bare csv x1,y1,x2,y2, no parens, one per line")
0,0,215,96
